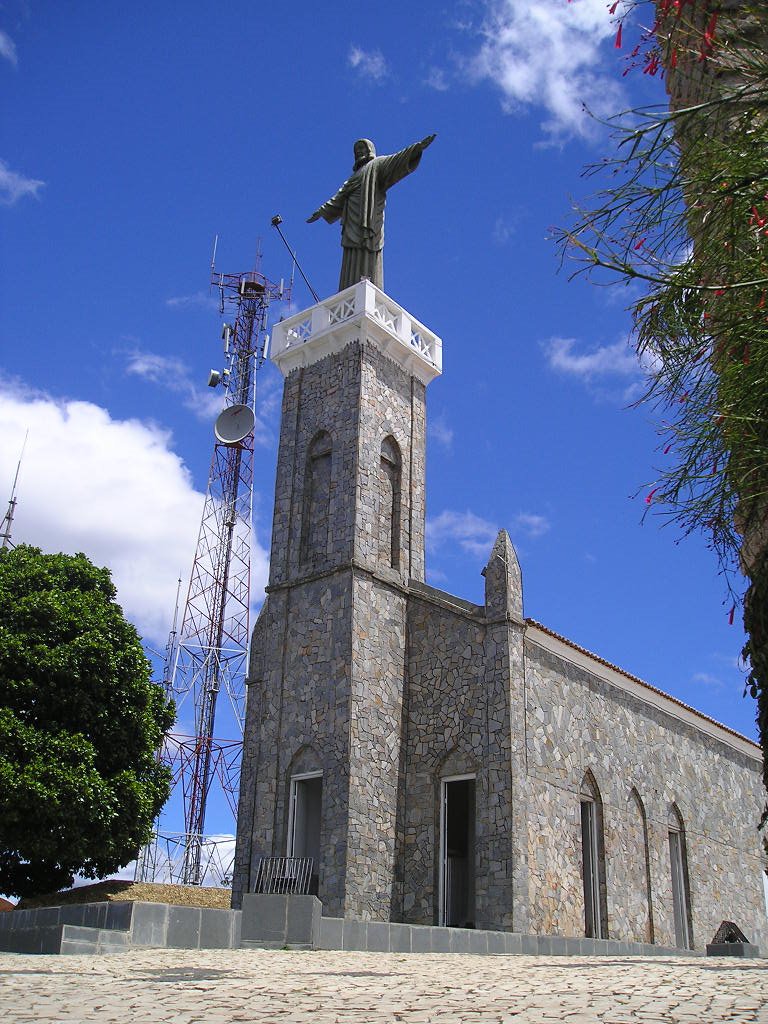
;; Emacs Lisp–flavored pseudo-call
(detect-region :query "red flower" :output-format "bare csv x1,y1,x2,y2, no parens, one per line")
615,23,623,48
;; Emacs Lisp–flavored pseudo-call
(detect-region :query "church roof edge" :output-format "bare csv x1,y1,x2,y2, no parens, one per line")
525,617,759,757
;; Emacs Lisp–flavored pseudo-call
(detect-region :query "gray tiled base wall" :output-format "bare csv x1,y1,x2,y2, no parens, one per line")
315,917,701,958
0,901,241,955
0,897,710,957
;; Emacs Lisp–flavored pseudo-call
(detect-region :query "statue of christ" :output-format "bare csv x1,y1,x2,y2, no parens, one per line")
307,134,436,292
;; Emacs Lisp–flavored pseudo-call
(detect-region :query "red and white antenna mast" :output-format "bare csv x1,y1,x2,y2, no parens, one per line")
139,249,288,886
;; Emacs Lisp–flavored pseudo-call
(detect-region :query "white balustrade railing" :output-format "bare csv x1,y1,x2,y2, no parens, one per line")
271,279,442,379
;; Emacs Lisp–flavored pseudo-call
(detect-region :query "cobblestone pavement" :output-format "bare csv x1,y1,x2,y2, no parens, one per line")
0,949,766,1023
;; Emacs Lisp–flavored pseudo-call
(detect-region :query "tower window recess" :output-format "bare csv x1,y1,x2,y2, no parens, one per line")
580,772,608,939
380,435,402,570
300,431,332,565
668,804,693,949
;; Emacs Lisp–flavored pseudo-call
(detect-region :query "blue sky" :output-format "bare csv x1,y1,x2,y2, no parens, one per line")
0,1,758,845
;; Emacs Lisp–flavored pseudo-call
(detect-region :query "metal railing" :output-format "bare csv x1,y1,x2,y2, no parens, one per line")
252,856,314,895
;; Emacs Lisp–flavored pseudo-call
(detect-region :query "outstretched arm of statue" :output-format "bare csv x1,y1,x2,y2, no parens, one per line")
378,133,437,192
307,177,354,225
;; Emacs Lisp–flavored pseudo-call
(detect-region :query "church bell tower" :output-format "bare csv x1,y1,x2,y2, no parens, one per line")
233,279,442,917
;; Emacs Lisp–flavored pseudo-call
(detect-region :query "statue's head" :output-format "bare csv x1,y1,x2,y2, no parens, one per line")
353,139,376,171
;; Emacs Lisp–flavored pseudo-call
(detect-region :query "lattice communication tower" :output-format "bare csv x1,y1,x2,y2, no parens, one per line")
137,262,288,886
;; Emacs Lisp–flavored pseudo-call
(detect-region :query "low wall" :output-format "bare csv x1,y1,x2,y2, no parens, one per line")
0,895,716,957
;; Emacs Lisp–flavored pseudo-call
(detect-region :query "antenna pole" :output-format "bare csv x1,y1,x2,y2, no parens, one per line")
271,215,320,303
1,431,28,551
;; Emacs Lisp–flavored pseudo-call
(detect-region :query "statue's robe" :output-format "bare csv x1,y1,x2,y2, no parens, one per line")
313,142,425,291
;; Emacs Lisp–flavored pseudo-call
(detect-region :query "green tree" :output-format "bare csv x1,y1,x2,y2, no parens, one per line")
555,2,768,805
0,545,174,898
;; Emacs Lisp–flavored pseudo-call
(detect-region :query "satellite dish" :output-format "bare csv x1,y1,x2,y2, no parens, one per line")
214,404,255,445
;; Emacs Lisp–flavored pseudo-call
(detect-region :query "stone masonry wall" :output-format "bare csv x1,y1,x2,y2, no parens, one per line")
336,338,427,919
345,574,407,919
355,341,426,583
267,343,362,587
232,577,354,916
523,636,767,951
236,333,430,920
401,587,523,931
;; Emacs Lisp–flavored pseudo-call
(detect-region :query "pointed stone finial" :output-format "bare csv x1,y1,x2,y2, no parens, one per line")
482,529,523,620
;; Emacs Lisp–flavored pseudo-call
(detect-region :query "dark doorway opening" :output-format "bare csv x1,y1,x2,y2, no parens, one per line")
441,777,476,928
289,773,322,895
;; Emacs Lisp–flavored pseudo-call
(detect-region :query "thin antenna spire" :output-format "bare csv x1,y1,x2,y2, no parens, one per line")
1,431,29,551
271,214,319,303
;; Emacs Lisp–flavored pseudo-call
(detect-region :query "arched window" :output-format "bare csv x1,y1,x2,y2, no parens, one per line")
379,435,402,570
668,803,693,948
300,431,332,565
580,771,608,939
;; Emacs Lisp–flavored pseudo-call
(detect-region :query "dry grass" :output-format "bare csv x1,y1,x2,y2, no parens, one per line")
17,880,232,910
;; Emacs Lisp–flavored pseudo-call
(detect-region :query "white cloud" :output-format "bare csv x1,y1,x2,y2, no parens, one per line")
493,215,515,246
0,159,44,205
125,349,224,424
428,412,454,449
692,671,724,691
513,512,550,540
0,381,270,647
468,0,625,142
425,66,449,92
428,509,499,557
166,291,218,311
428,508,549,559
125,349,280,446
543,336,640,379
348,45,389,82
0,30,17,67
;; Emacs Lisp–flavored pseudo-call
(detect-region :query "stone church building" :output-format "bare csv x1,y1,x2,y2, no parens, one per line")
232,279,766,952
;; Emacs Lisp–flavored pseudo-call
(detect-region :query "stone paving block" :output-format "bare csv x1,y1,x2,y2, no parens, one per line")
317,917,344,950
79,903,108,929
166,905,201,950
60,925,101,943
59,940,99,955
390,923,411,953
59,905,86,927
32,907,60,928
106,902,134,931
343,919,366,951
706,942,760,957
449,929,470,953
241,894,287,944
430,928,450,953
411,925,431,952
286,897,321,946
366,922,390,952
167,906,202,949
130,902,169,947
199,910,234,949
549,936,569,956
